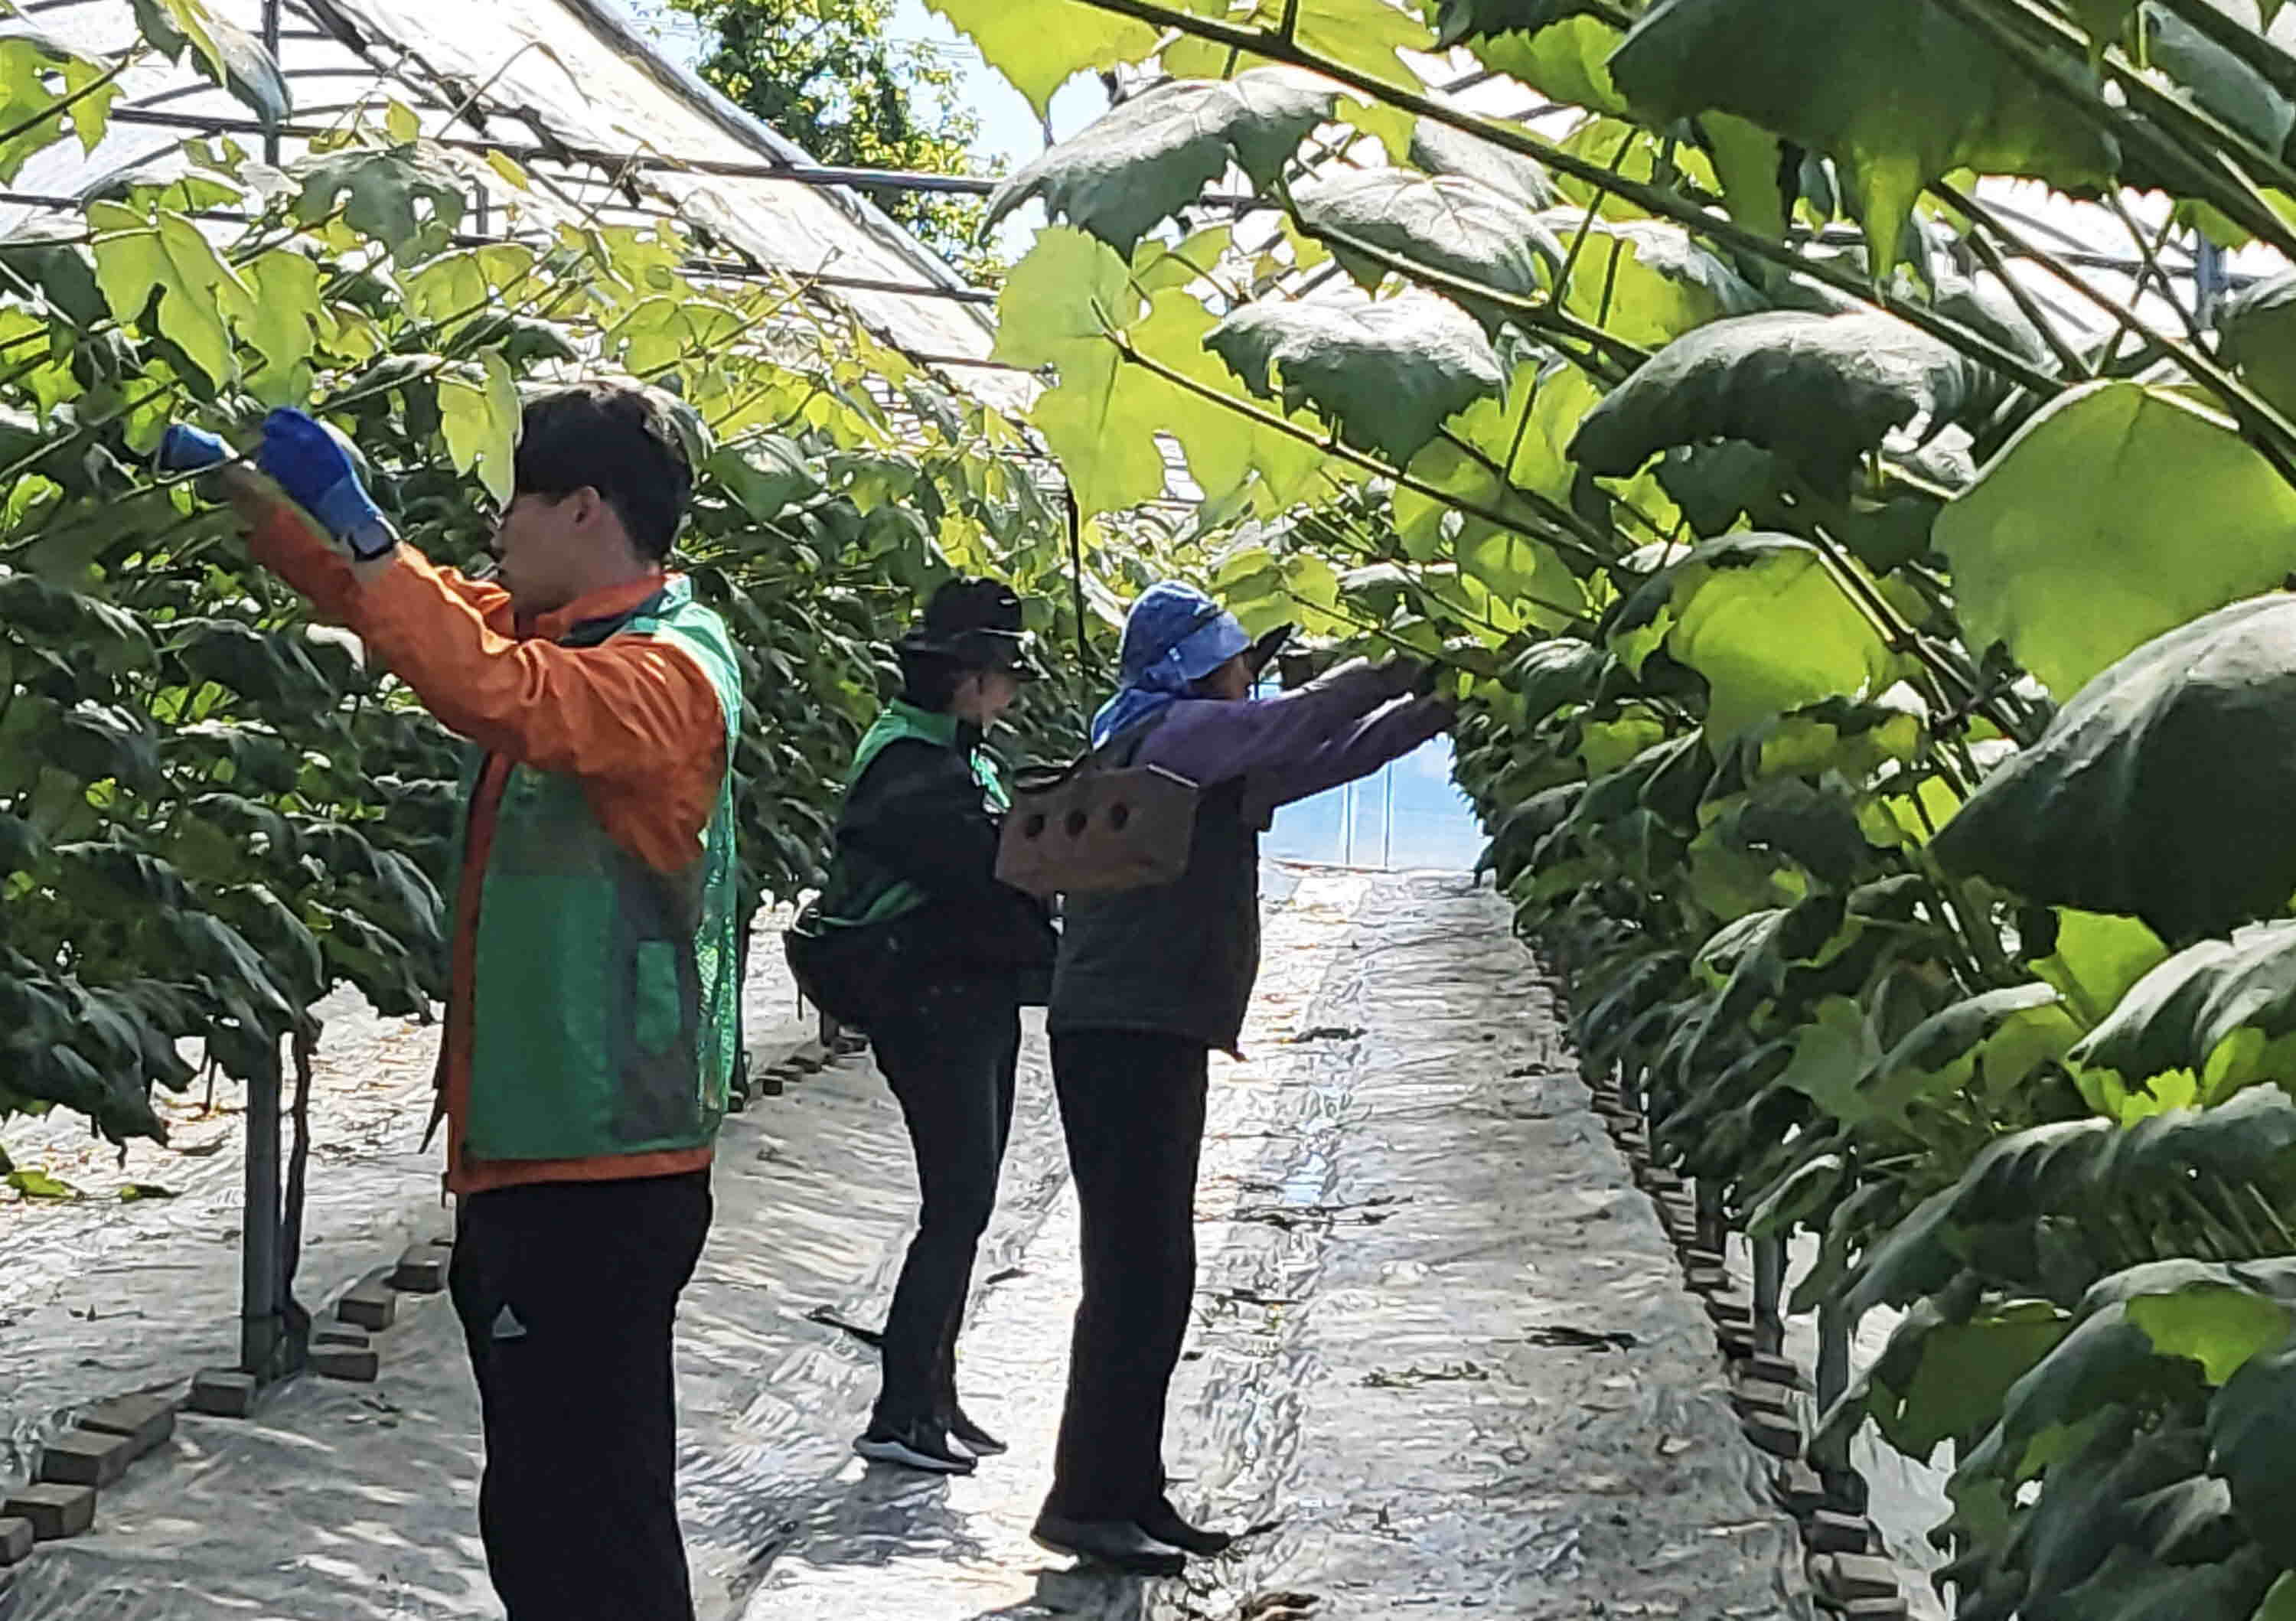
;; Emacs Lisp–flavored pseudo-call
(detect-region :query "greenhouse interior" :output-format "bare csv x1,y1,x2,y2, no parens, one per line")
4,1,2296,1618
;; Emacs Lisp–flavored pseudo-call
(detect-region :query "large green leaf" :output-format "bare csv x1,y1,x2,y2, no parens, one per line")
1861,983,2082,1125
926,0,1159,116
986,70,1334,255
1936,382,2296,701
1473,17,1634,118
1609,0,2117,271
2218,268,2296,419
1163,0,1433,90
2070,920,2296,1117
1848,1298,2070,1465
1428,0,1609,45
1933,595,2296,944
1407,118,1557,209
1570,311,1983,489
1294,168,1563,331
1206,292,1505,463
1538,212,1765,349
1609,535,1898,744
292,142,466,263
2213,1334,2296,1547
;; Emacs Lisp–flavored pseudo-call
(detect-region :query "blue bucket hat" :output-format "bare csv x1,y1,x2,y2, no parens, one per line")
1091,582,1264,745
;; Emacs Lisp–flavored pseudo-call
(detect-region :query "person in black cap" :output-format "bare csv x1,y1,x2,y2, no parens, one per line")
795,576,1057,1473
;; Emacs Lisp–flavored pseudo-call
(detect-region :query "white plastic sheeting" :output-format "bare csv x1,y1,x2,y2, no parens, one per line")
0,0,1030,413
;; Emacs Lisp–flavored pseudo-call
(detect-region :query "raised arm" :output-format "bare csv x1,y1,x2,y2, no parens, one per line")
1243,695,1453,821
1131,658,1420,788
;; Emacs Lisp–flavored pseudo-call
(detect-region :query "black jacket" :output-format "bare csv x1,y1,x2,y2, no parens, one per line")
830,725,1056,996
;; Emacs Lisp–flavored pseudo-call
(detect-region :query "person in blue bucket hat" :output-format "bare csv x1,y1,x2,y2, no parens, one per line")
1032,581,1453,1575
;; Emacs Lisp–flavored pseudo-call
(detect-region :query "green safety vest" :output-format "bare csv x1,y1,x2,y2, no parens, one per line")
452,577,745,1164
817,699,1009,929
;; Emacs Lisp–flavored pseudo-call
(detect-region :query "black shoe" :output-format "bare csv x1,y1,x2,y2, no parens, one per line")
1031,1514,1187,1576
944,1404,1007,1458
1137,1497,1234,1557
854,1418,975,1475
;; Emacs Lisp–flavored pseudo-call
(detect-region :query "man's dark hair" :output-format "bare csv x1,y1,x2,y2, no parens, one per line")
513,383,692,561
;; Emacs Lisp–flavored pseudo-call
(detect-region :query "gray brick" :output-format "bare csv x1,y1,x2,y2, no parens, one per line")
188,1368,257,1417
3,1484,95,1541
310,1344,380,1381
77,1392,178,1458
0,1517,32,1566
337,1281,397,1332
36,1429,134,1489
389,1244,449,1294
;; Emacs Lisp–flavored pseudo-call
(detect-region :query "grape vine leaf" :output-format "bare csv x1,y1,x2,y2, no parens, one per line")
1539,212,1765,348
1609,0,2118,272
1936,382,2296,701
1610,535,1898,745
1207,292,1505,463
1429,0,1610,45
987,70,1335,256
1163,0,1434,90
2148,5,2296,155
292,142,467,263
1471,16,1633,118
1570,311,1982,491
925,0,1159,118
2213,1334,2296,1548
435,354,521,506
1933,595,2296,944
87,202,249,386
1407,118,1557,209
2218,268,2296,419
1860,983,2082,1126
2069,919,2296,1117
129,0,290,126
1293,168,1563,331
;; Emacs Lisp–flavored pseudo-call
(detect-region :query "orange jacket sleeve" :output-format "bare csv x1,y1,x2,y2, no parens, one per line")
245,500,727,876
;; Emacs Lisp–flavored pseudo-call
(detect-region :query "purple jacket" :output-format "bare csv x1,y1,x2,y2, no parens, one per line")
1127,660,1451,825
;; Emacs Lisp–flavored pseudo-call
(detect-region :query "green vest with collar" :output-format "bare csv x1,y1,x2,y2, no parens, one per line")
453,578,744,1163
817,699,1008,928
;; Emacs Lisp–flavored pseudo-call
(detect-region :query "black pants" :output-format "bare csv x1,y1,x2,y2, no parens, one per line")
868,982,1022,1427
1043,1029,1211,1521
448,1169,712,1621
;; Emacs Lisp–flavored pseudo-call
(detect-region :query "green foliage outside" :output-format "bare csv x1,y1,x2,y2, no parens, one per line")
661,0,1006,278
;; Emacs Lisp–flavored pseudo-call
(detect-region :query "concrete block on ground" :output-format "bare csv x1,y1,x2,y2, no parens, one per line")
1809,1510,1876,1554
1773,1460,1829,1518
1743,1411,1802,1460
77,1392,178,1458
315,1323,370,1348
1815,1552,1899,1603
1843,1600,1910,1619
337,1280,397,1331
1685,1265,1730,1294
389,1243,449,1294
1745,1352,1805,1389
1730,1380,1796,1421
787,1042,830,1074
758,1072,784,1097
310,1344,380,1382
0,1518,33,1567
188,1368,257,1417
36,1429,134,1489
3,1484,94,1541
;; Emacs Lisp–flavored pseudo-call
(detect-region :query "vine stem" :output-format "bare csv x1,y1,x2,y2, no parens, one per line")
1060,0,2068,397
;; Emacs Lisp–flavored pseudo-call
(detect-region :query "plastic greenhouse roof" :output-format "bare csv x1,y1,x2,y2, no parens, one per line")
2,0,1034,414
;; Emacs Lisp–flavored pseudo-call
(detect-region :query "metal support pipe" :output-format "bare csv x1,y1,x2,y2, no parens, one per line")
261,0,282,168
1752,1235,1786,1356
1694,1176,1726,1254
1816,1297,1852,1413
240,1038,282,1378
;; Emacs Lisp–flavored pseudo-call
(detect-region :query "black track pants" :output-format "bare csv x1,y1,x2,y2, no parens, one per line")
868,983,1023,1427
1042,1029,1211,1521
448,1169,711,1621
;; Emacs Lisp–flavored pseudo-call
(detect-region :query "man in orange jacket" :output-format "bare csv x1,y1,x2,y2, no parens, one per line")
195,384,742,1620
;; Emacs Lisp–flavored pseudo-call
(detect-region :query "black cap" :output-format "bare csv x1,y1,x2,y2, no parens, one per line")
897,577,1039,678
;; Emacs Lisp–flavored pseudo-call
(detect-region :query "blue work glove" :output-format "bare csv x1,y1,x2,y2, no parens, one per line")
255,408,396,559
155,423,230,474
